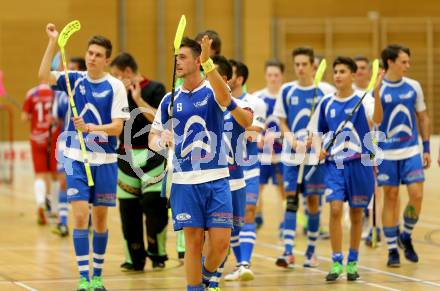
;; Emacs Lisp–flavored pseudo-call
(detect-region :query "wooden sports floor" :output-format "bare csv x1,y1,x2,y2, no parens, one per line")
1,141,440,290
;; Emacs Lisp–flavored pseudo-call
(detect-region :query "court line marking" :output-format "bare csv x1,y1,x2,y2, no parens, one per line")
13,281,38,291
257,241,440,288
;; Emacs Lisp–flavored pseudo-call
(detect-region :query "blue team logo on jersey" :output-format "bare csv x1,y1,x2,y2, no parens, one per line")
79,103,103,125
291,96,299,105
194,95,209,108
92,90,111,98
384,94,392,103
79,84,86,96
399,91,414,100
180,116,212,157
386,104,413,138
291,108,311,138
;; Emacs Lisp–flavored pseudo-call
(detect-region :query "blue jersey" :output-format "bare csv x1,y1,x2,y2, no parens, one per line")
52,90,70,131
315,91,375,163
238,93,266,179
274,81,332,165
377,77,426,160
152,80,229,184
53,71,130,164
254,88,283,163
223,98,251,191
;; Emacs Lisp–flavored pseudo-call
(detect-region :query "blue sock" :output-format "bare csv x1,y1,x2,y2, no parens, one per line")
58,190,68,225
283,211,297,255
209,256,227,288
187,284,205,291
306,212,320,259
93,230,108,277
383,226,398,251
240,223,256,265
73,229,90,280
347,248,359,263
202,264,215,287
332,252,343,264
231,226,241,264
401,206,418,241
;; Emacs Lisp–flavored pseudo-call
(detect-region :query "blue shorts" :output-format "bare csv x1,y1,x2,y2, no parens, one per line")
245,176,260,205
377,155,425,186
259,163,283,185
283,165,326,196
325,160,374,208
65,159,117,206
170,178,233,231
232,187,246,228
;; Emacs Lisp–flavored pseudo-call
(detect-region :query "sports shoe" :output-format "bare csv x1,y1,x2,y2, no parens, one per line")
398,234,419,263
365,228,381,247
52,223,69,237
387,249,400,267
207,288,221,291
37,207,46,225
303,254,319,268
325,262,343,282
239,265,254,281
224,266,241,281
346,261,360,281
120,262,144,272
152,261,166,270
76,277,89,291
90,276,106,291
275,254,295,268
178,251,185,260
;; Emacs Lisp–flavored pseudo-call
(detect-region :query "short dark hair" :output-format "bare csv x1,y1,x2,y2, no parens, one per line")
180,37,202,57
110,52,138,73
229,59,249,85
353,55,370,64
69,57,86,71
265,59,285,73
212,55,232,80
381,44,410,71
333,56,357,73
88,35,112,58
195,30,221,55
292,47,314,64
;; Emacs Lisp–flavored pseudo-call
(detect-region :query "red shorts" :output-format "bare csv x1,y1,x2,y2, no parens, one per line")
30,131,59,173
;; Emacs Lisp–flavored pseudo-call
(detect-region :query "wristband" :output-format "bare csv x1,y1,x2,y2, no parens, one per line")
422,140,430,153
227,99,237,111
201,58,215,74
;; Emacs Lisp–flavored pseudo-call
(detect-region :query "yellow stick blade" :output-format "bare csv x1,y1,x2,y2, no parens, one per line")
173,15,187,55
366,59,380,92
314,59,327,86
58,20,81,48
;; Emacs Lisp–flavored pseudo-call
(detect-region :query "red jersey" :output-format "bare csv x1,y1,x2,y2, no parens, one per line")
22,84,56,144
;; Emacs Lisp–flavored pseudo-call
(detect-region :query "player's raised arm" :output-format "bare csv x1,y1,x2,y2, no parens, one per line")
38,23,58,85
200,35,231,107
372,70,384,125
